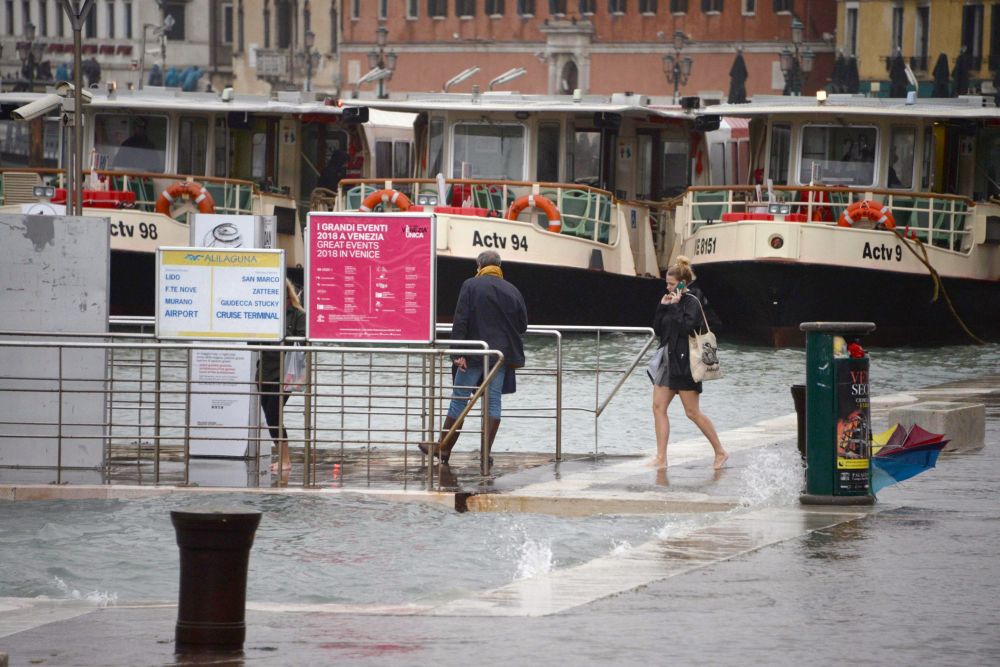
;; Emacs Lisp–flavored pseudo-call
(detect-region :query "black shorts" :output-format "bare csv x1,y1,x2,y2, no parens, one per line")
667,373,702,393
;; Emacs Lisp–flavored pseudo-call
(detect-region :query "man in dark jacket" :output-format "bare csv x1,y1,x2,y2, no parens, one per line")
421,250,527,466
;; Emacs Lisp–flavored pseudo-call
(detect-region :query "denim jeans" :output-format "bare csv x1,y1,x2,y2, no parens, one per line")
447,363,506,420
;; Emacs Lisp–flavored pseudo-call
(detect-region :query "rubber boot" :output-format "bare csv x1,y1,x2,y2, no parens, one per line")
485,418,501,467
419,416,463,463
437,415,464,463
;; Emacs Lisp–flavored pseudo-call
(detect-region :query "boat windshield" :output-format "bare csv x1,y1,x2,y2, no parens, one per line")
95,113,168,174
452,122,525,179
0,117,60,169
799,125,877,187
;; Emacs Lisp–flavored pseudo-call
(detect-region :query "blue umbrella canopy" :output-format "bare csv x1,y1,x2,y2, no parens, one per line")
871,423,948,493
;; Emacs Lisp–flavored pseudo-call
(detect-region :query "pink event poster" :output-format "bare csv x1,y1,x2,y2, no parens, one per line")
307,212,435,342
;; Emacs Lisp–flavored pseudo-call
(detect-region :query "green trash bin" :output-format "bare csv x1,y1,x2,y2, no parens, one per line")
799,322,877,506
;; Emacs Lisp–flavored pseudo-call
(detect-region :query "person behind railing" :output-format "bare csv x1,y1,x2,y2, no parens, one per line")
420,250,527,466
648,256,729,471
257,279,307,476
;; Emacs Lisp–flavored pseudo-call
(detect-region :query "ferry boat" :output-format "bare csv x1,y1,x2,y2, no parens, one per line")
673,94,1000,346
0,87,412,316
334,91,724,327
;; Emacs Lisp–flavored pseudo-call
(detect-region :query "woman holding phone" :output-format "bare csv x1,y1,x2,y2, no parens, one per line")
649,256,728,470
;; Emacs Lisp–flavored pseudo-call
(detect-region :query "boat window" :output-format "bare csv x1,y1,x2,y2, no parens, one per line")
177,116,209,176
0,118,60,168
536,121,560,183
428,116,444,176
375,141,393,178
981,131,1000,199
452,123,525,180
213,118,228,176
572,129,601,186
799,125,877,186
887,126,915,189
301,124,349,195
921,125,935,190
394,140,412,178
636,133,653,199
661,139,688,197
96,113,167,173
251,132,266,180
767,124,790,185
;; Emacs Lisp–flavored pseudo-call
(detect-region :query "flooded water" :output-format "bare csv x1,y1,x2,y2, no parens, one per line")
1,342,998,664
500,338,1000,458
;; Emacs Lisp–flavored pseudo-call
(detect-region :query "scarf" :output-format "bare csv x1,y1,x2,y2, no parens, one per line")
476,264,504,279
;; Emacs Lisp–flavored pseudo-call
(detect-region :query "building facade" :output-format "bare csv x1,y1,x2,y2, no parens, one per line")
837,0,999,96
0,0,225,92
227,1,835,102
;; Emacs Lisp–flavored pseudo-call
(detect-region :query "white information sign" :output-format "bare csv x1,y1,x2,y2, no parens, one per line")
156,247,285,340
188,348,259,458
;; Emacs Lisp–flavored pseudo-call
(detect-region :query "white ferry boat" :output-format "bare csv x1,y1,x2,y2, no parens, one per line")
673,94,1000,346
336,91,724,327
0,87,412,316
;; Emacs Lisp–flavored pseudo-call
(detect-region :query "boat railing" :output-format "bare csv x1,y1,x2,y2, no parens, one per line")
683,185,976,254
0,323,656,490
338,177,620,246
0,168,258,217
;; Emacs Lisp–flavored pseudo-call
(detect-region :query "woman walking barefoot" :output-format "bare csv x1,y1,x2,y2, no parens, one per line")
649,256,729,470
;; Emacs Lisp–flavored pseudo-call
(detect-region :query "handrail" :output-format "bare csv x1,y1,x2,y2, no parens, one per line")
686,183,975,206
1,323,652,488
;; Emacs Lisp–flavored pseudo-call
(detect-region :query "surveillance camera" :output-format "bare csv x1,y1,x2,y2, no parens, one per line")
12,94,64,121
54,81,93,103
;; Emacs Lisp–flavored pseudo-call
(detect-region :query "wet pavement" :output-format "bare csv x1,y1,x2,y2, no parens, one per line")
1,376,997,666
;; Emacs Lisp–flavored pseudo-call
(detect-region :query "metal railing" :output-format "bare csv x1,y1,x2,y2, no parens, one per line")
0,324,656,490
684,185,975,253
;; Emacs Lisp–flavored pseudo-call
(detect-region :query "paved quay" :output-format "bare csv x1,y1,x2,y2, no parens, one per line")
0,376,996,666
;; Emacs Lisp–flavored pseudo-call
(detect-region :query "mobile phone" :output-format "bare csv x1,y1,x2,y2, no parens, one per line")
678,281,686,291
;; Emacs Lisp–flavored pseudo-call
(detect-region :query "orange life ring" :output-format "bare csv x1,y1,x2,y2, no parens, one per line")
359,188,411,212
506,194,562,232
155,181,216,216
837,200,896,230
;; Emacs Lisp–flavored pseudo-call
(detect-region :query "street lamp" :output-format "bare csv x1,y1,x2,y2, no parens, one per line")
662,30,693,104
296,30,321,92
780,17,815,96
16,22,48,91
366,25,397,99
138,14,175,90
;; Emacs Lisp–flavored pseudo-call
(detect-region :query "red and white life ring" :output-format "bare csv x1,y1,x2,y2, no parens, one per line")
838,199,896,230
359,188,412,212
155,181,216,216
506,194,562,232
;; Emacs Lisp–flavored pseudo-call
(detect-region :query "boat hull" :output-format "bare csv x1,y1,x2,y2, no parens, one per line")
436,255,663,327
693,259,1000,347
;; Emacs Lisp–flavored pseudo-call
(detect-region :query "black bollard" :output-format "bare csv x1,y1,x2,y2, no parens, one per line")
171,509,262,652
791,384,806,460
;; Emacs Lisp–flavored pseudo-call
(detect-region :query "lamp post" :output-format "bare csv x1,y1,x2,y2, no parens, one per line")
662,30,693,104
297,30,321,92
780,17,815,96
138,14,174,90
366,25,397,99
16,22,47,91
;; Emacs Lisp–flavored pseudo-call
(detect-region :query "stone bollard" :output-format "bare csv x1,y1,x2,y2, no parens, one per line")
171,509,261,652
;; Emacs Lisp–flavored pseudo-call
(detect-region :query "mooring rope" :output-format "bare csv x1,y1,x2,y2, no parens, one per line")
890,227,985,345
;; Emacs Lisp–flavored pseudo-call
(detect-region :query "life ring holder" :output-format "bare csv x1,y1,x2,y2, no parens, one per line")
506,194,562,232
837,199,896,230
155,181,216,217
359,188,412,212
